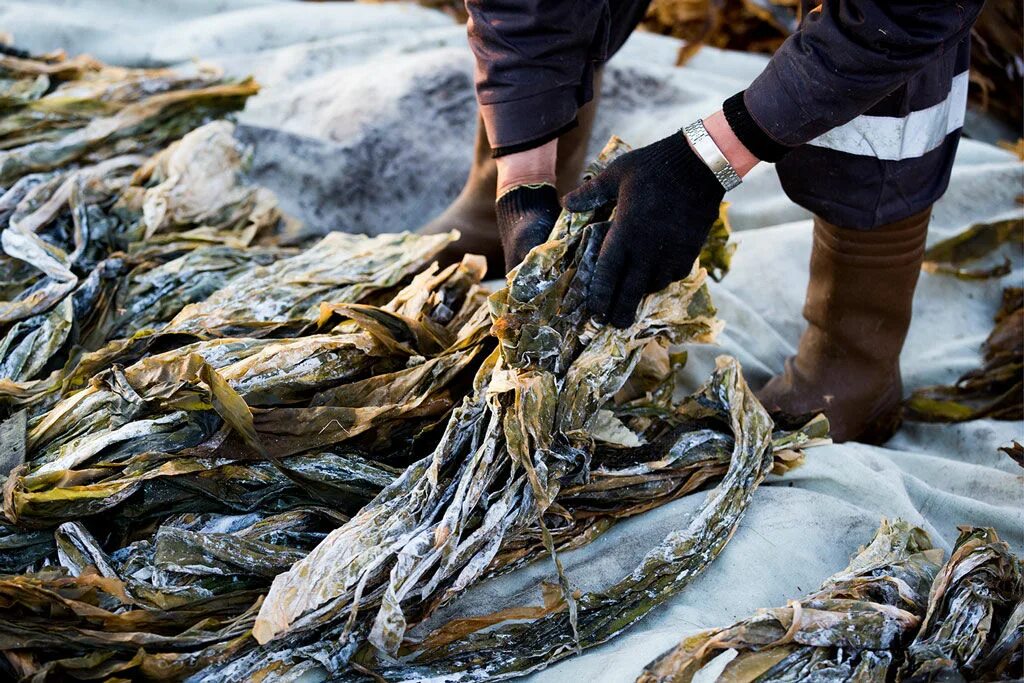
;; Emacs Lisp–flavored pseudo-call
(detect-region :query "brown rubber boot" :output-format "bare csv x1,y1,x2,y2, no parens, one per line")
756,208,931,445
419,71,603,276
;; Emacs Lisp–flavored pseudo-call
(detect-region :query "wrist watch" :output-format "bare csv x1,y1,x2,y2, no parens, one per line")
682,119,742,192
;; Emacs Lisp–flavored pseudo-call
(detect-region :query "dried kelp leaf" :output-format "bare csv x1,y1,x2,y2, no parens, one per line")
0,78,259,184
637,518,942,683
699,201,736,282
168,231,457,335
906,287,1023,422
921,217,1023,279
999,440,1023,468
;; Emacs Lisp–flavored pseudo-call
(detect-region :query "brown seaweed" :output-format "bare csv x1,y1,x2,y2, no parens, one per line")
637,519,943,683
905,287,1023,422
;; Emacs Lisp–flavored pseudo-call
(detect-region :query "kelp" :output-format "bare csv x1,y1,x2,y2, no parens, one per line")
0,52,798,679
0,245,487,683
2,253,490,531
0,66,258,184
99,245,291,343
1000,441,1023,468
485,411,820,577
902,527,1023,682
637,519,944,683
921,217,1023,280
0,117,297,412
0,51,288,424
184,138,777,683
249,137,721,649
637,524,1024,683
344,357,775,683
905,287,1023,422
166,230,459,336
906,217,1023,422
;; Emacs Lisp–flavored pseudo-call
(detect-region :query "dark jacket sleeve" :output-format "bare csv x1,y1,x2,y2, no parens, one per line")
465,0,607,152
744,1,985,147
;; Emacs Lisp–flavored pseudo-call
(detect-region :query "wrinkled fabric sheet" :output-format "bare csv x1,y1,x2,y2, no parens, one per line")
8,2,1023,681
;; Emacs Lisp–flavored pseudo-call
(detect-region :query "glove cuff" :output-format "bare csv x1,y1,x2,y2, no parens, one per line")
723,91,793,163
495,183,559,221
495,184,561,271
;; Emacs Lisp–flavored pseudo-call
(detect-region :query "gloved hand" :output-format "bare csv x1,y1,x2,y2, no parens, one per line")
563,131,725,328
495,183,561,273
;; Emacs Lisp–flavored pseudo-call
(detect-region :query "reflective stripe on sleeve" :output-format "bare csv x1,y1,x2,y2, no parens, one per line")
806,71,969,161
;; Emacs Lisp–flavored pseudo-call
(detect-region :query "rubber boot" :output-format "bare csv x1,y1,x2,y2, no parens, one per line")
756,208,931,444
419,71,603,276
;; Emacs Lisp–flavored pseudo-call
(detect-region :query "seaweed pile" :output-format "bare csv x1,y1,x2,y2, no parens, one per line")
191,139,791,681
0,46,817,681
0,47,274,414
638,522,1023,683
0,49,487,679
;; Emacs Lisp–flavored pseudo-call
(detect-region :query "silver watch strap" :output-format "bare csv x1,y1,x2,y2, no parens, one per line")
682,119,742,192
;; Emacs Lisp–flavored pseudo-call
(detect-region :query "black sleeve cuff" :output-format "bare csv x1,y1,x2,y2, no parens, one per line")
491,118,578,159
722,91,793,163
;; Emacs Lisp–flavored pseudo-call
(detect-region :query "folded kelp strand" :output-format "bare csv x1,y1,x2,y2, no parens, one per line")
921,217,1022,280
637,519,943,683
353,357,774,682
901,527,1023,682
483,386,819,579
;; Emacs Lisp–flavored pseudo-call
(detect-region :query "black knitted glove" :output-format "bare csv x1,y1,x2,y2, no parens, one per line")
562,131,724,328
495,183,561,273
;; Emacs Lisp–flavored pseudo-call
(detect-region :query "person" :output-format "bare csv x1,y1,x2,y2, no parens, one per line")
421,0,985,444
